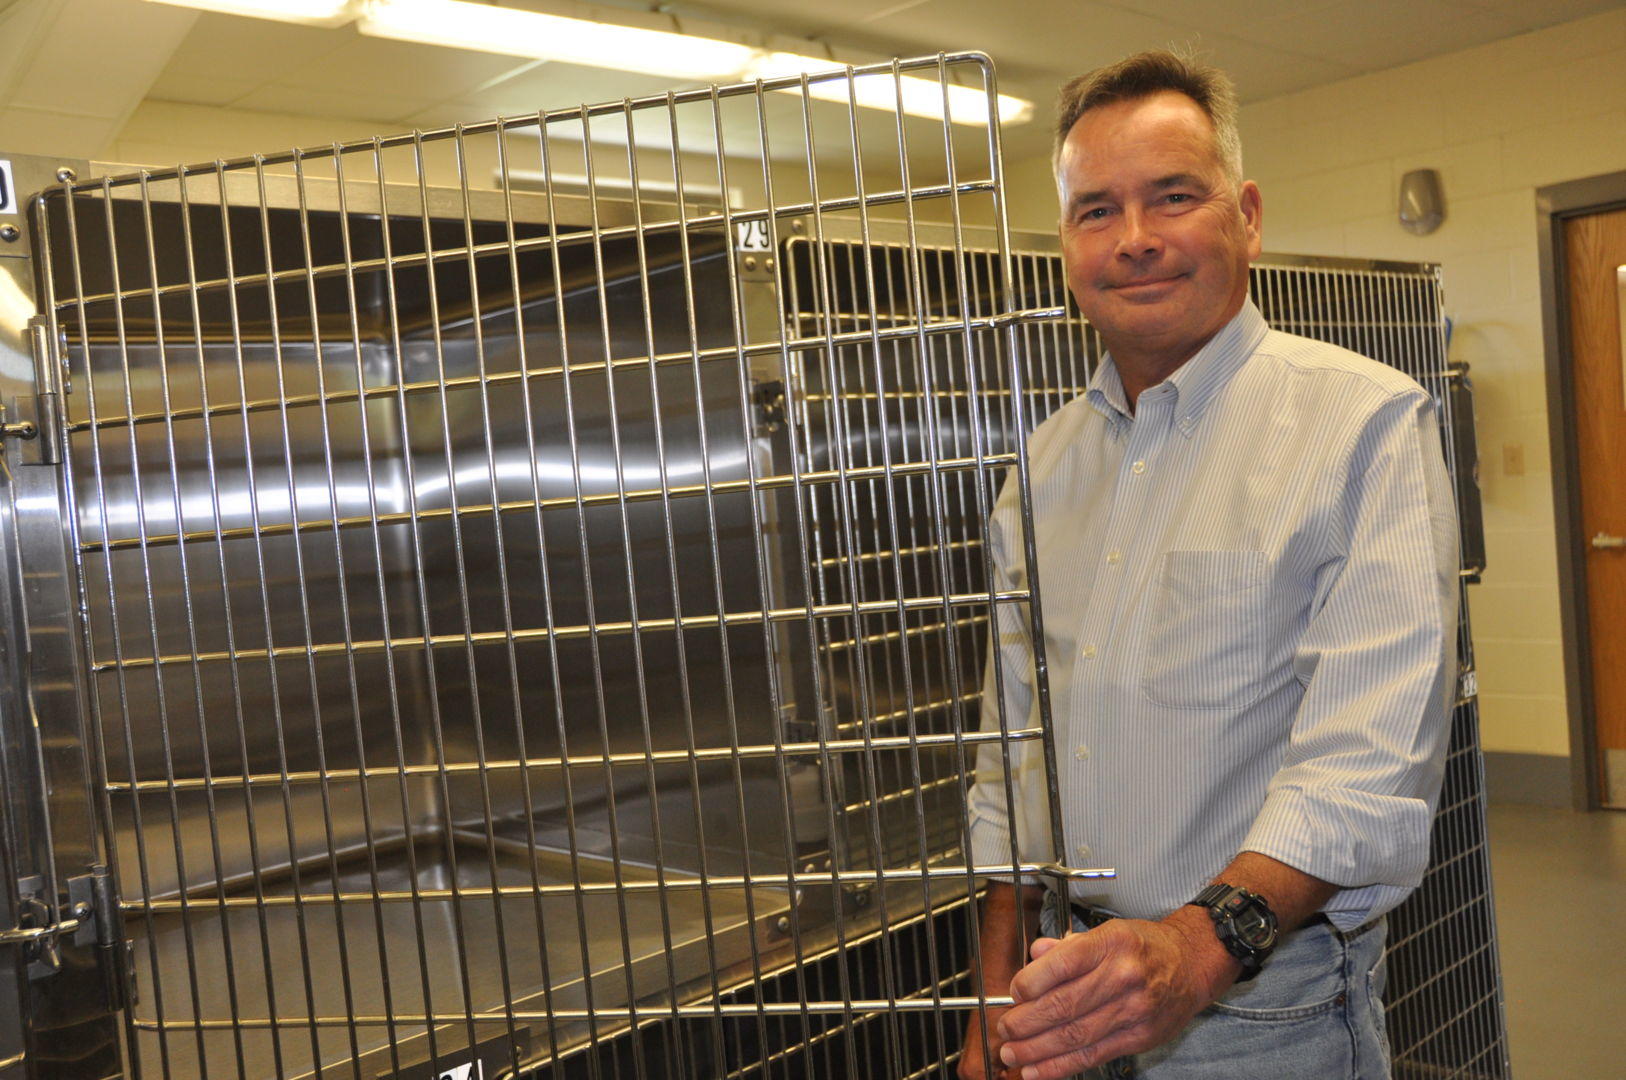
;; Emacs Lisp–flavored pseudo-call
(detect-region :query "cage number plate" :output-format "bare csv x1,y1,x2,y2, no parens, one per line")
0,160,15,215
385,1048,504,1080
735,219,772,251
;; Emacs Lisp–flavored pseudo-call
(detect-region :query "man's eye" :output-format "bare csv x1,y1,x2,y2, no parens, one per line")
1081,207,1111,220
1165,192,1192,204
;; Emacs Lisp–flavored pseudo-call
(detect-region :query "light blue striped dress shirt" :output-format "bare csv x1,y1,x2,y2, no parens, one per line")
967,298,1460,931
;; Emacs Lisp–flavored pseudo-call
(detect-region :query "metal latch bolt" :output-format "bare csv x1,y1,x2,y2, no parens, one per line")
2,868,120,983
0,417,37,441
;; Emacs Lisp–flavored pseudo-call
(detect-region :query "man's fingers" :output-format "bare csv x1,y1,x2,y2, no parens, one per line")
1007,927,1112,1003
997,989,1136,1068
1009,1022,1151,1080
1027,935,1063,960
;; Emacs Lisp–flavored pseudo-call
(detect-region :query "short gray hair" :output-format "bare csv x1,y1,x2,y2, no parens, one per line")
1054,49,1243,184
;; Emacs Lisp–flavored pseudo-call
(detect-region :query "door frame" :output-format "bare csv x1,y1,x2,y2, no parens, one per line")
1536,168,1626,811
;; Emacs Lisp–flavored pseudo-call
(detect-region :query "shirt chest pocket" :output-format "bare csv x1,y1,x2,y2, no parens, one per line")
1141,550,1272,710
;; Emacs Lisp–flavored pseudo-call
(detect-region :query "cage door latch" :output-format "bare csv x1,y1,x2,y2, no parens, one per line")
2,867,123,992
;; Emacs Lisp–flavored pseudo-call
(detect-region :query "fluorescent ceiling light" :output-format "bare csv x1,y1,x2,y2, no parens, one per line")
141,0,1034,126
357,0,756,82
144,0,356,27
749,52,1033,127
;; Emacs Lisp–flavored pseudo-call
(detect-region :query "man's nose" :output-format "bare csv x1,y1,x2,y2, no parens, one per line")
1115,207,1162,259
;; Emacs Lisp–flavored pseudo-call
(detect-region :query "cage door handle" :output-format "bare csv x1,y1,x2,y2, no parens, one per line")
1035,861,1117,882
989,305,1066,329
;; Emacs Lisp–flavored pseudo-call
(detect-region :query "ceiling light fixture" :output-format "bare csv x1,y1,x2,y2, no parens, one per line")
357,0,757,81
140,0,1034,125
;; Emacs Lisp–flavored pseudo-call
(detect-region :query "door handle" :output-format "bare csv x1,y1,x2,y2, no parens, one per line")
1592,532,1626,550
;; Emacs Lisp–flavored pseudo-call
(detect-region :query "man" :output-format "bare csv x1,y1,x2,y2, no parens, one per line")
960,51,1458,1080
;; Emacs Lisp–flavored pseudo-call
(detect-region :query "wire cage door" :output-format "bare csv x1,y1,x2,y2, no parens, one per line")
22,53,1088,1080
783,235,1512,1080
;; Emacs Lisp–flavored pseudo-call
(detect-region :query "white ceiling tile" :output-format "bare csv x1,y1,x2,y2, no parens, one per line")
1468,0,1625,34
655,0,915,39
275,36,537,102
0,104,121,158
9,0,197,118
1099,0,1349,30
1237,0,1528,67
152,11,349,83
232,83,440,127
145,68,263,108
451,63,698,117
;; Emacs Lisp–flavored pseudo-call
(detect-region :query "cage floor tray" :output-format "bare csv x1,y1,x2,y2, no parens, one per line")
126,837,790,1080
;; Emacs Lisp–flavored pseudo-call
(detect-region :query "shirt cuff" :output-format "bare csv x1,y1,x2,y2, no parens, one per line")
1241,783,1434,893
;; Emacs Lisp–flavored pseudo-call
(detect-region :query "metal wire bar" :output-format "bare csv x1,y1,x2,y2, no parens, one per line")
105,724,1040,793
80,451,1021,552
90,590,1021,671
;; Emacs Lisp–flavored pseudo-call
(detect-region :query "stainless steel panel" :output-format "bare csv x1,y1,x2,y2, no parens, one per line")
1,151,122,1080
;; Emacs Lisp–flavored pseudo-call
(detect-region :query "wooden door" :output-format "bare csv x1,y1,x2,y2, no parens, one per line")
1565,207,1626,807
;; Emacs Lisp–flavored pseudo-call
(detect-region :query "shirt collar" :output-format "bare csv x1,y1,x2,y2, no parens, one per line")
1086,298,1269,435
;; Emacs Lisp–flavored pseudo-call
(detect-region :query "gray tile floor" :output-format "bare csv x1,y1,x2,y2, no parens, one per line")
1486,804,1626,1079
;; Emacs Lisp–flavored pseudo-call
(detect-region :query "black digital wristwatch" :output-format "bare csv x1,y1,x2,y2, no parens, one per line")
1187,884,1279,982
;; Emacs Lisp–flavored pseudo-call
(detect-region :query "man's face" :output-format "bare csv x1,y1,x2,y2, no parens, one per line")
1056,90,1262,367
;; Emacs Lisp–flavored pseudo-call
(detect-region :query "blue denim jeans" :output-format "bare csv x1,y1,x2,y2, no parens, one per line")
1039,892,1392,1080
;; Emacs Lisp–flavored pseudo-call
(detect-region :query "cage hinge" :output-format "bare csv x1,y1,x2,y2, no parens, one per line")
2,317,65,466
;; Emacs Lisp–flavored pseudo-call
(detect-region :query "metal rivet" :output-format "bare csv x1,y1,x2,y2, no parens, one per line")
743,255,758,271
791,219,806,234
0,225,19,243
55,167,76,183
774,916,791,934
764,258,775,271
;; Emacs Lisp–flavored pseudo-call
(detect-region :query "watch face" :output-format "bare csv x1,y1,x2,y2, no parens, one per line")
1235,909,1277,949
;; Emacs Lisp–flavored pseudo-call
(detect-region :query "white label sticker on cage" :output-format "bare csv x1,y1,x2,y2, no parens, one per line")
735,219,771,252
387,1059,485,1080
0,160,15,215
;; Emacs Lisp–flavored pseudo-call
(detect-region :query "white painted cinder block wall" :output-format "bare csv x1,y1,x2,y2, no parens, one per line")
1003,8,1626,762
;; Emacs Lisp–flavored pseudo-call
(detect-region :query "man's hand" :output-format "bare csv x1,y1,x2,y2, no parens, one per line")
993,911,1240,1080
956,1004,1018,1080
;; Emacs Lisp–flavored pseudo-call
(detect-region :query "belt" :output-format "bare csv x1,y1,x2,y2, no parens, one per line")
1067,901,1118,931
1068,901,1333,932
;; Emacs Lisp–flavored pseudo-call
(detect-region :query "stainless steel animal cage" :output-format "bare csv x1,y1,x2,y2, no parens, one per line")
0,52,1506,1080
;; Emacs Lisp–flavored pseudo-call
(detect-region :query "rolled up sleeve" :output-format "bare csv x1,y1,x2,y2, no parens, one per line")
1242,390,1460,926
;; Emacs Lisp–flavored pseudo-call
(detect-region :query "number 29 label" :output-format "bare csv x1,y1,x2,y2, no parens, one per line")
734,219,771,252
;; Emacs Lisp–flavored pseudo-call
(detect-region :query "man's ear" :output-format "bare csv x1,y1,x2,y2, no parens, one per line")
1239,180,1263,259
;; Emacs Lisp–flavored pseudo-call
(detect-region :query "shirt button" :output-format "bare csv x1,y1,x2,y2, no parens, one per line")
1106,549,1122,565
1074,744,1090,761
1081,644,1097,659
1131,459,1146,474
1076,844,1092,860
